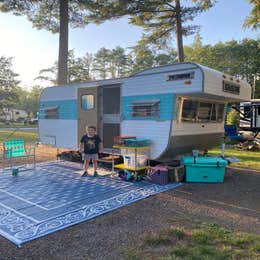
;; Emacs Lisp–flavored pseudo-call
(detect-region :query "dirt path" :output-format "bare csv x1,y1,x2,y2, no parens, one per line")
0,147,259,259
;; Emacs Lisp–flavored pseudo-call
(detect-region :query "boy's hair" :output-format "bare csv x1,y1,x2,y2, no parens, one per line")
87,125,96,131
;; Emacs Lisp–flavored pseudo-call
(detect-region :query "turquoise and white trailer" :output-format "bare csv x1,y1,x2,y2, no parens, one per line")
39,62,251,160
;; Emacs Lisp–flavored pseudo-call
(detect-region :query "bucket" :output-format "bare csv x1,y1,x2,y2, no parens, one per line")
12,168,19,176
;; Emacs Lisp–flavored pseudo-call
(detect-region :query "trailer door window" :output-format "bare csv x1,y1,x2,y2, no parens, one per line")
131,100,160,118
82,94,94,110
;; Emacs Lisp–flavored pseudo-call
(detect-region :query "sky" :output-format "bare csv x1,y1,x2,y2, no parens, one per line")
0,0,259,89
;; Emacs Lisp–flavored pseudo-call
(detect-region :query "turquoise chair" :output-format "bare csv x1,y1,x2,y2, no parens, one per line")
2,139,36,170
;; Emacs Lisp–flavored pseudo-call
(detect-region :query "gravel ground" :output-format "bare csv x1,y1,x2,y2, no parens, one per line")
0,146,259,259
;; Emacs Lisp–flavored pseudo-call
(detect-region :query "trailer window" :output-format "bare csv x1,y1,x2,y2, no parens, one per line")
182,100,225,123
44,106,59,119
167,71,195,81
131,100,160,118
82,94,94,110
182,100,198,122
197,102,211,122
244,105,252,118
217,104,224,122
223,81,240,95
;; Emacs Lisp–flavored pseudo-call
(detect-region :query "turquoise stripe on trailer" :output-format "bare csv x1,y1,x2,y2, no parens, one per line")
39,100,78,120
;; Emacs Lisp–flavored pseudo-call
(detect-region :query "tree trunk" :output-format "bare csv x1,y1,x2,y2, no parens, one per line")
58,0,68,85
175,0,184,62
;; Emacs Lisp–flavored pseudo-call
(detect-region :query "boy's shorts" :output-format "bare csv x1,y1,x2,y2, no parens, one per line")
82,153,98,161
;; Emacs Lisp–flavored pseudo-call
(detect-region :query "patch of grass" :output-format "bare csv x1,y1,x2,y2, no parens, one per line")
170,245,231,259
192,223,231,244
0,131,38,144
125,249,141,260
143,234,172,247
167,227,186,239
126,223,260,260
209,147,260,170
0,122,37,128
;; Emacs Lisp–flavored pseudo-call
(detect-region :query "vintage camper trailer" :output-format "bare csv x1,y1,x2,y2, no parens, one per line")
39,62,251,160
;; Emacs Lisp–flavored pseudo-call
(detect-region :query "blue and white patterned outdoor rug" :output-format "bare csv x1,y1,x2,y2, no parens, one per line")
0,161,182,247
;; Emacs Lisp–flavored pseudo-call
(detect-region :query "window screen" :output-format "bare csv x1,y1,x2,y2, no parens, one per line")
167,71,195,81
223,81,240,95
182,100,224,123
44,106,59,119
81,94,94,110
131,100,160,118
182,100,198,122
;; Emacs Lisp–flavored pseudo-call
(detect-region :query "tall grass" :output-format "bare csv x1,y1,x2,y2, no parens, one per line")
0,131,38,144
209,147,260,170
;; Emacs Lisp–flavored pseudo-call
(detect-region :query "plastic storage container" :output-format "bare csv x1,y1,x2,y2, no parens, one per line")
114,136,136,146
146,166,168,185
123,154,148,168
124,138,150,147
182,156,228,183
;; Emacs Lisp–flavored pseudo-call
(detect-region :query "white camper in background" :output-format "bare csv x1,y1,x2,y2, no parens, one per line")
239,99,260,132
0,108,28,122
39,62,251,161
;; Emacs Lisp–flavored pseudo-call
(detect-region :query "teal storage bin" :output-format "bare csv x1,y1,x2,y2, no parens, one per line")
124,138,150,147
181,156,228,183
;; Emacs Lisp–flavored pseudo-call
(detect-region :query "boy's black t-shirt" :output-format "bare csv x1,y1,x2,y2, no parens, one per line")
80,134,102,154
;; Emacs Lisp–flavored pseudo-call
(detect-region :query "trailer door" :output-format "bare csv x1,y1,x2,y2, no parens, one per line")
100,85,121,148
78,87,99,146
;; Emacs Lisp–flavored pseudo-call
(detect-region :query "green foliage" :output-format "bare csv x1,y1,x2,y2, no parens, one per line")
0,0,90,33
143,234,172,246
36,50,94,84
126,222,260,259
226,110,239,127
86,0,216,61
0,56,20,112
208,147,260,170
167,227,186,239
184,37,260,97
15,86,44,116
243,0,260,30
36,46,178,83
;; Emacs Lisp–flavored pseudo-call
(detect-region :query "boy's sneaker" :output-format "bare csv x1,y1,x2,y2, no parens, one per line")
93,171,98,177
81,171,88,177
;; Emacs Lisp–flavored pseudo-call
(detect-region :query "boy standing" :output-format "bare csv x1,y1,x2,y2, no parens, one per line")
79,126,104,177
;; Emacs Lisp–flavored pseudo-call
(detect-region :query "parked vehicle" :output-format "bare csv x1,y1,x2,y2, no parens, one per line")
39,62,251,160
239,99,260,133
0,108,28,122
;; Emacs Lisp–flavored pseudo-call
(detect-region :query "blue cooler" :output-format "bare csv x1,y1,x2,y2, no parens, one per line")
182,156,228,183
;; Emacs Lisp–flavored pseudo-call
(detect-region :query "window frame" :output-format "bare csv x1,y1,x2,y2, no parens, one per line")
131,99,160,118
181,99,225,123
81,94,95,110
223,81,240,95
167,71,195,81
44,106,59,119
